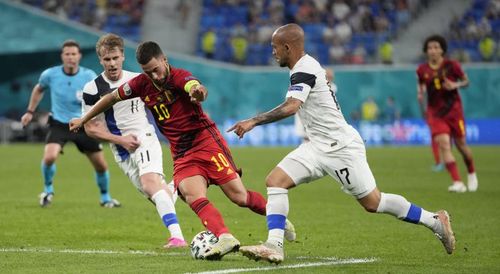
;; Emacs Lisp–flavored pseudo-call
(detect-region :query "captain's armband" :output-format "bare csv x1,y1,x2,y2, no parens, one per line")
184,80,201,93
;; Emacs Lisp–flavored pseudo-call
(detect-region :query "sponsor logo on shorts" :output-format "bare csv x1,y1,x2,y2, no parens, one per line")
288,85,303,91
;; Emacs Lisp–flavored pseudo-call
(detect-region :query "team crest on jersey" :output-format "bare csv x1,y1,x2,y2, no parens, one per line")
288,85,303,91
145,96,150,102
156,95,164,102
123,83,132,96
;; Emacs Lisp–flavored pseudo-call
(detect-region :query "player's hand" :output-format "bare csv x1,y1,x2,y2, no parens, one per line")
119,134,141,152
443,78,458,90
69,118,84,132
227,119,256,139
189,85,207,103
20,112,33,128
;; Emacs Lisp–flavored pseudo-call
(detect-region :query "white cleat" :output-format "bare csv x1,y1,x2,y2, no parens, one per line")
203,233,240,261
448,182,466,193
467,173,478,192
284,219,296,242
433,210,456,254
39,192,54,207
240,242,284,264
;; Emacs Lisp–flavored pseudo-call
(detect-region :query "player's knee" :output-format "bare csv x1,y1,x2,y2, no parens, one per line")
231,192,248,207
363,203,379,213
43,156,57,165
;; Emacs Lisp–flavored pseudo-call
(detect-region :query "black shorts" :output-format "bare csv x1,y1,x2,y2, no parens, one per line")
46,116,102,153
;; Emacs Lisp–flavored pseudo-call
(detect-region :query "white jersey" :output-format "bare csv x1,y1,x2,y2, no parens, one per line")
82,70,156,162
286,54,356,152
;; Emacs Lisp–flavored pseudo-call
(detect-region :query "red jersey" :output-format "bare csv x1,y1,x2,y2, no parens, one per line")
416,59,465,117
117,66,217,159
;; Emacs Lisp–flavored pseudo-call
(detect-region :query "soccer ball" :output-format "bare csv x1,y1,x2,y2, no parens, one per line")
190,230,219,259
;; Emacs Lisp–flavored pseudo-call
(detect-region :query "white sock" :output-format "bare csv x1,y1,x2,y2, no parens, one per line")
266,187,289,249
377,192,438,230
151,189,184,240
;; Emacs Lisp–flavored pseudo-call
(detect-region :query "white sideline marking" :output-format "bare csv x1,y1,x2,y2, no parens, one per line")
187,257,377,274
0,247,185,256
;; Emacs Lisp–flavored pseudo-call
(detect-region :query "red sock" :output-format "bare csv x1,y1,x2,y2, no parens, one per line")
445,162,461,182
431,140,441,164
190,198,229,237
464,157,475,173
245,190,267,216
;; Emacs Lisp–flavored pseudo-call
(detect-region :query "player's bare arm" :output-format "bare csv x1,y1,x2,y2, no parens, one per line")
443,74,469,90
228,97,302,138
84,118,140,152
21,84,45,127
417,83,427,117
69,89,122,132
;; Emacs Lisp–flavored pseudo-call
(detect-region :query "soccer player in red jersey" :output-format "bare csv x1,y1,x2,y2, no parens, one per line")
70,41,295,260
416,35,478,192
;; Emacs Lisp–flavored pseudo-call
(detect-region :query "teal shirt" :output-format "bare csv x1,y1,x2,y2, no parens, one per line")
38,65,97,123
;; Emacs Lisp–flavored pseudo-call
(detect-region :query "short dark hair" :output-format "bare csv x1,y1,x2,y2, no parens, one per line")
96,33,124,56
62,39,81,53
136,41,164,65
423,35,447,54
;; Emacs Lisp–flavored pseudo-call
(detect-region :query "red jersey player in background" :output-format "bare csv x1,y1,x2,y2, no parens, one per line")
70,41,295,260
416,35,478,192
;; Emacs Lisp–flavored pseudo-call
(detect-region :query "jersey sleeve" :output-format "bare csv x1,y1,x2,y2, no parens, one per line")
416,66,424,84
286,72,316,102
117,74,143,100
172,68,200,92
81,81,105,121
38,68,52,91
451,61,465,79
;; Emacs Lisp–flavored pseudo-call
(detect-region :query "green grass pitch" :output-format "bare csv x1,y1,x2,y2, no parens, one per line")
1,144,499,273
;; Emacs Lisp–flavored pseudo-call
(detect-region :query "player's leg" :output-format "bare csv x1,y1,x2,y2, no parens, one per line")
39,143,62,206
434,133,466,192
357,188,455,254
85,150,120,207
240,143,320,264
337,136,455,254
178,175,239,260
454,136,478,191
220,177,266,215
430,138,444,172
140,172,186,247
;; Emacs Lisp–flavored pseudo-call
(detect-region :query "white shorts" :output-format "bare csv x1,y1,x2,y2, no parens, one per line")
277,132,376,199
117,133,164,195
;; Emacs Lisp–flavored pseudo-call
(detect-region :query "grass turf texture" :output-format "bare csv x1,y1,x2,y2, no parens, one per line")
1,144,499,273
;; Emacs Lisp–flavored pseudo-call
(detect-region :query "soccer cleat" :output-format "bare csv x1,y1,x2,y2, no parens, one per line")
432,210,455,254
240,242,284,264
100,198,121,208
467,173,478,192
39,192,54,207
203,233,240,260
284,219,296,242
164,237,188,249
448,182,466,193
431,163,444,172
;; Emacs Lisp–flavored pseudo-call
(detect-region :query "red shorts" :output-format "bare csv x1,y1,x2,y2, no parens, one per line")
427,112,466,139
172,128,239,188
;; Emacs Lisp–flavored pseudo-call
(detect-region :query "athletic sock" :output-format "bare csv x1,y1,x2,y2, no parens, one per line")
464,157,475,174
245,190,267,215
190,198,229,237
266,187,288,249
376,192,438,230
95,171,111,202
445,162,461,182
152,189,184,240
41,161,55,194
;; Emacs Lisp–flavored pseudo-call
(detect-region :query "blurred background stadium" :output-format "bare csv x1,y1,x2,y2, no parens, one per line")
0,0,499,146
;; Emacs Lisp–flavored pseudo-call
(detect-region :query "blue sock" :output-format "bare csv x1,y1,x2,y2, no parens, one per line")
95,171,111,202
41,162,55,194
403,204,422,224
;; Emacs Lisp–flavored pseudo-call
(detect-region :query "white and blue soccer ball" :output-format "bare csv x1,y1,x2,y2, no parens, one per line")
190,230,219,259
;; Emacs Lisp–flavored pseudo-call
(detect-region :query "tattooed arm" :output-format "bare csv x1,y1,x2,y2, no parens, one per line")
227,97,302,138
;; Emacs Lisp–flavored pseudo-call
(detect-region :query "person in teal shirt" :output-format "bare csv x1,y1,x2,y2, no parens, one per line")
20,40,120,208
